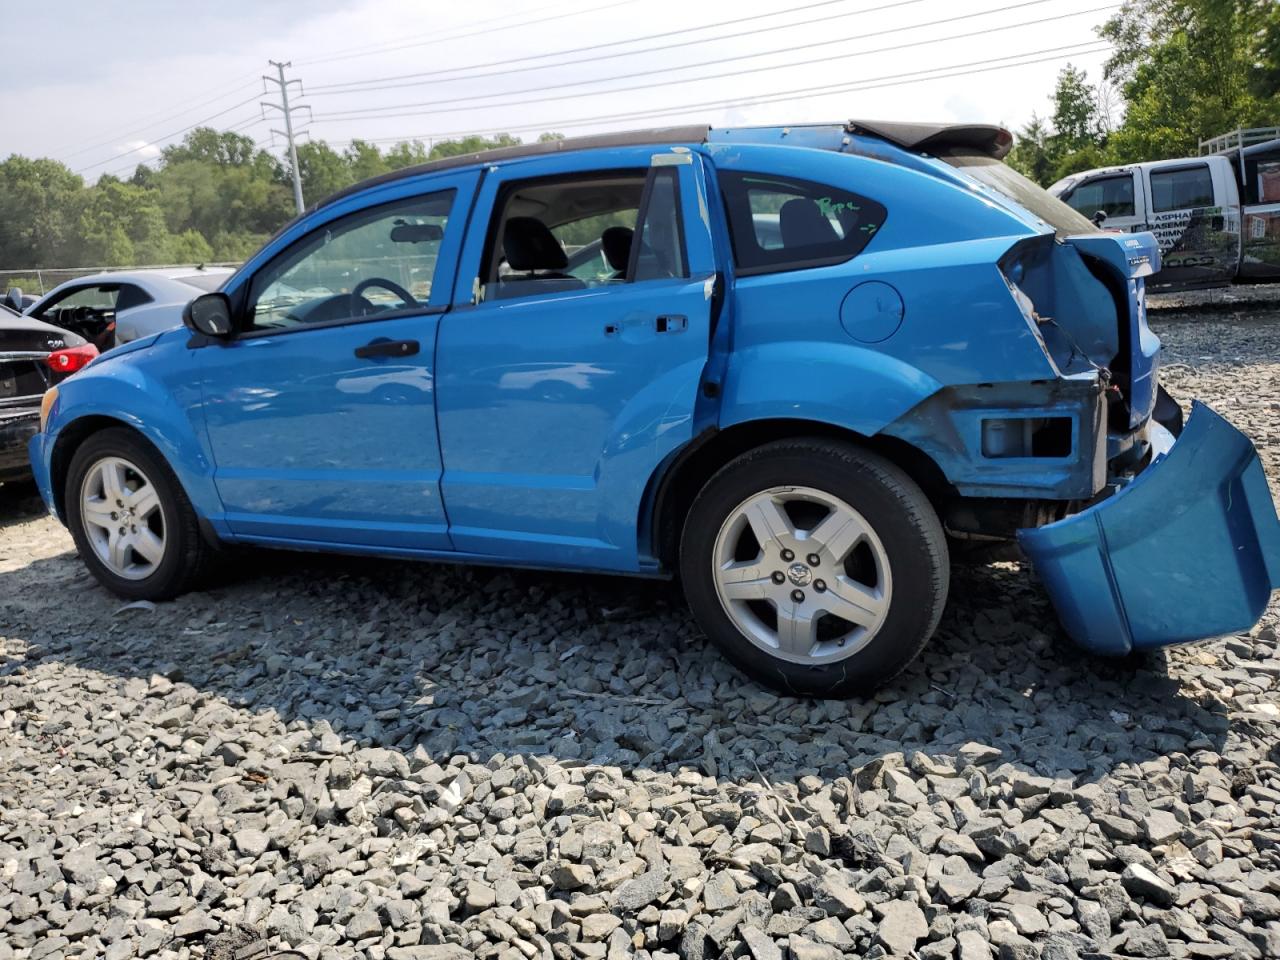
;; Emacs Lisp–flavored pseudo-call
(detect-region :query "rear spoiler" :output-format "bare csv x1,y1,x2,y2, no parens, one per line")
845,120,1014,161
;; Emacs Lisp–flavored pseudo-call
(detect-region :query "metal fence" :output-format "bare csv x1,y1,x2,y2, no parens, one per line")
0,262,242,296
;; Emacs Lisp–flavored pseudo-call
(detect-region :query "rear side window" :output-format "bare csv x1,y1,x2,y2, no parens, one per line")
718,172,886,276
1065,175,1135,219
1243,149,1280,205
115,284,154,311
1150,165,1214,212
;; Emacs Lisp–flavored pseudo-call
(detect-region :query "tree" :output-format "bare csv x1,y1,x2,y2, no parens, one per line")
296,141,353,207
162,128,260,168
1099,0,1276,161
1252,3,1280,100
428,134,520,160
0,127,571,268
1051,65,1099,152
345,140,388,183
1006,114,1054,185
0,156,84,267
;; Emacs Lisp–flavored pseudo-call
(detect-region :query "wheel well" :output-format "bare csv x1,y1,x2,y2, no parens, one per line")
49,415,140,518
646,418,954,569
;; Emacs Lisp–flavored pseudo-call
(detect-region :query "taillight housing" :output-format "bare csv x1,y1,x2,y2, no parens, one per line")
45,343,99,374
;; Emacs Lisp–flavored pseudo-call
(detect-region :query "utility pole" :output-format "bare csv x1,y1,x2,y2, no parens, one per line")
263,60,309,215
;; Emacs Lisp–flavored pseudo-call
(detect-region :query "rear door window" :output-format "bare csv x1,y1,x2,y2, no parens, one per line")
1065,175,1135,219
718,172,887,276
1243,149,1280,205
115,284,154,311
1150,165,1214,212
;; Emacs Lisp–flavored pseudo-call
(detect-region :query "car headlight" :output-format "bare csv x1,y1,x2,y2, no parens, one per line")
39,386,58,433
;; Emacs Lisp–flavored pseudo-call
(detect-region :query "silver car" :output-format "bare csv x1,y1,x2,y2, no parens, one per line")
20,267,234,349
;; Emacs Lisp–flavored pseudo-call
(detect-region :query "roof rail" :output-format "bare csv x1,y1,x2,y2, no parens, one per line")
1199,127,1280,155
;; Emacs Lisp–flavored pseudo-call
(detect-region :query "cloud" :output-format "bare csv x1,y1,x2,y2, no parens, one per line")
122,140,161,160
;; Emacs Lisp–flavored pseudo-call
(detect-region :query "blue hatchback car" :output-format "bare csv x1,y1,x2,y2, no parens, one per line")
29,121,1280,696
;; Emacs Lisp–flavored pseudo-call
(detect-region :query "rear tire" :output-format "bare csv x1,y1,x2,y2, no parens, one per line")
65,428,208,600
679,438,949,697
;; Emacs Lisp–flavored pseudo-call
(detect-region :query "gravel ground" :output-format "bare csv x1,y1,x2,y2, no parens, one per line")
1,312,1278,960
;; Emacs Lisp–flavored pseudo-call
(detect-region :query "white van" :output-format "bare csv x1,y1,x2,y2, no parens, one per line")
1049,138,1280,291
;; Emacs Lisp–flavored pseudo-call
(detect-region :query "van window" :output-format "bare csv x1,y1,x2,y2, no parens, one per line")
1065,175,1135,219
718,172,887,276
1150,165,1214,212
1244,149,1280,205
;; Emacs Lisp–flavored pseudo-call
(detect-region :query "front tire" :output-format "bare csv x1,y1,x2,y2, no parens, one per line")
679,439,949,697
65,428,208,600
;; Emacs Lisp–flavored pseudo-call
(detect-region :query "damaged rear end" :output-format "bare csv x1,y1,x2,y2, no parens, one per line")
1006,229,1280,654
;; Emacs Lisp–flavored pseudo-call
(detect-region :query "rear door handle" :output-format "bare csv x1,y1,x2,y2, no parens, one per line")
355,338,419,359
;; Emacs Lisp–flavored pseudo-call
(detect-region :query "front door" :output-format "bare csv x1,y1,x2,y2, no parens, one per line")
1062,171,1144,235
195,172,478,549
436,149,717,571
1239,142,1280,282
1144,161,1239,289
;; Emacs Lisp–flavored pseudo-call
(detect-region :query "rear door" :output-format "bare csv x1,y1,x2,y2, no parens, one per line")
1144,160,1239,289
1239,142,1280,281
436,148,717,572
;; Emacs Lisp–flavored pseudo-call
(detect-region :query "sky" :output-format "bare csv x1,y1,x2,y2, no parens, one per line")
0,0,1116,180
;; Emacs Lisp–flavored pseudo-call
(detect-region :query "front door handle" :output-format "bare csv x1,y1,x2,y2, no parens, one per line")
355,338,419,359
656,315,687,334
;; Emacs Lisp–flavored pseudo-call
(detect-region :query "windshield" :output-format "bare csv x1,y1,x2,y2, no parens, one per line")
178,273,227,293
941,150,1098,237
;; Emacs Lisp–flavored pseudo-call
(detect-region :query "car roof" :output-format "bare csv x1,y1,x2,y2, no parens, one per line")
45,266,235,285
317,119,1013,212
26,267,235,311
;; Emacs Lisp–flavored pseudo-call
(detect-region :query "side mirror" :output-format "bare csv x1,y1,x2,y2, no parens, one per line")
3,287,23,312
1091,209,1109,227
183,292,234,338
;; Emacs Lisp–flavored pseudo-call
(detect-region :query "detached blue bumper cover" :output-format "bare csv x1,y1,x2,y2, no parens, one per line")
1018,402,1280,656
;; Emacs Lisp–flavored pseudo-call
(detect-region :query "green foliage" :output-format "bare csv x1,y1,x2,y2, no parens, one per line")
1006,115,1054,185
1008,65,1110,186
1099,0,1276,163
1051,65,1099,152
0,129,553,269
1011,2,1278,185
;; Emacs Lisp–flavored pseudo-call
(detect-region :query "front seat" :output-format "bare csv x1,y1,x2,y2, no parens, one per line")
601,226,633,279
779,198,841,249
492,217,586,300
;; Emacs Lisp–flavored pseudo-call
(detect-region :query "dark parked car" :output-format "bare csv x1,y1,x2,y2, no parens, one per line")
1,303,97,482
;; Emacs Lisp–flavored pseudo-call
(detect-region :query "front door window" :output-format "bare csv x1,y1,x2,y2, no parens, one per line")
246,190,455,332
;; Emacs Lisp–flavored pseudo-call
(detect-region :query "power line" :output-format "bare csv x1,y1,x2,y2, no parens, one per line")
298,0,644,67
308,41,1111,146
99,115,267,180
310,0,886,93
50,74,262,163
314,7,1116,123
74,95,263,175
312,0,1068,100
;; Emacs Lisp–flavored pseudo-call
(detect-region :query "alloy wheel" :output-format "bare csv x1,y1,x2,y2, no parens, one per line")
79,456,166,581
711,485,892,664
